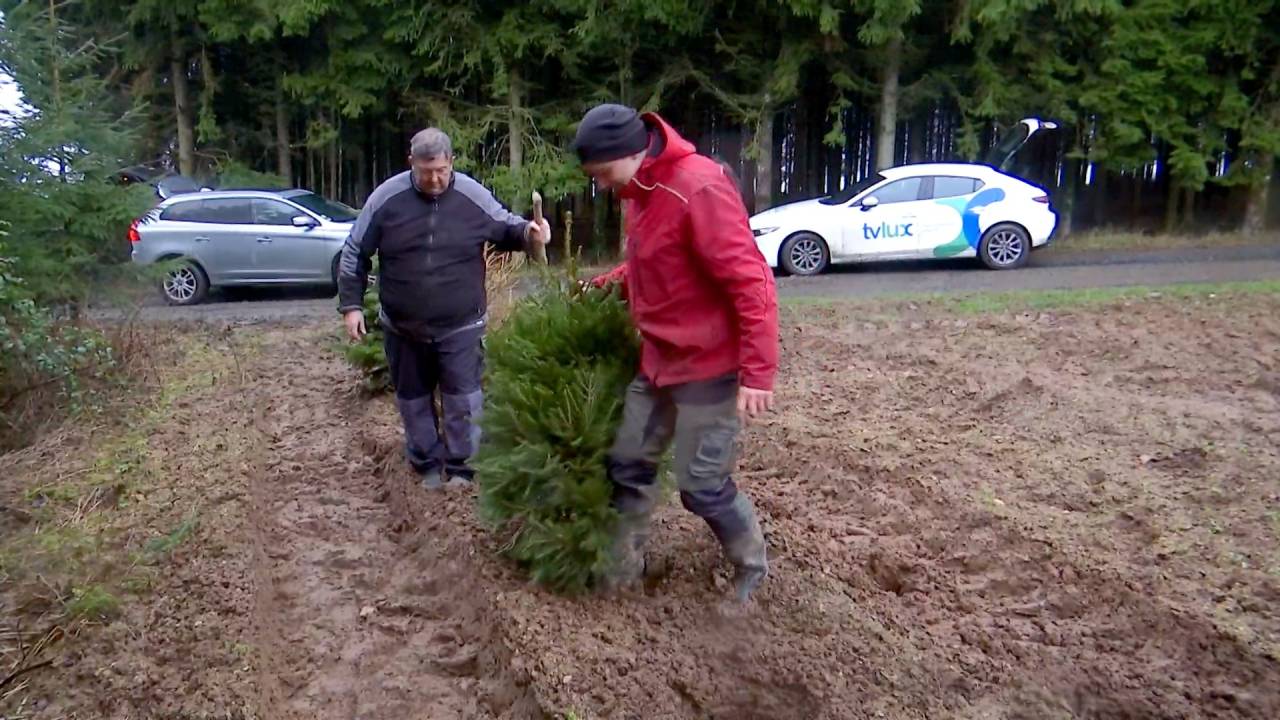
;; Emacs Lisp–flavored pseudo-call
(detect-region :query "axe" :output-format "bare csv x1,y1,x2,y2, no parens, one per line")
530,191,549,264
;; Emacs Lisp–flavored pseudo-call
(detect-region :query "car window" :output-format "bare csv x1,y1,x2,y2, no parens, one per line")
286,191,359,222
254,199,302,225
821,174,885,206
865,178,923,205
931,177,983,199
160,200,208,223
201,198,254,224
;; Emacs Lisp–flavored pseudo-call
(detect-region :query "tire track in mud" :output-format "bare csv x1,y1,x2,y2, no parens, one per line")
240,328,536,719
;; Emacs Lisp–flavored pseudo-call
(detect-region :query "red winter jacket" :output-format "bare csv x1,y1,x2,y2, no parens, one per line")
593,113,779,391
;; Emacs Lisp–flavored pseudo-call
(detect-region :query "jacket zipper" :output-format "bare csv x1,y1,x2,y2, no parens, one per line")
427,196,438,268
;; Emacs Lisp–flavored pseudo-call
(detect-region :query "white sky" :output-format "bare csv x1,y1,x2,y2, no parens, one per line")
0,10,28,125
0,72,23,116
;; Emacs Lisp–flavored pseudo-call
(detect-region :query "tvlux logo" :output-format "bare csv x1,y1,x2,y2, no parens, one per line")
862,222,913,240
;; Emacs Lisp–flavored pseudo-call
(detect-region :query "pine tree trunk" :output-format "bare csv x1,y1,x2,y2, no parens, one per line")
48,0,67,179
1130,174,1143,230
908,110,926,163
793,103,809,196
171,41,195,177
275,81,292,182
1243,154,1274,234
1181,187,1195,229
1091,165,1108,229
1059,157,1080,238
327,113,338,200
754,112,774,211
619,47,633,107
509,68,523,173
1164,178,1181,234
875,36,902,172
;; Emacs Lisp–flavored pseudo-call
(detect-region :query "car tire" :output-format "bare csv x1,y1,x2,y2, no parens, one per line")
161,261,209,306
979,223,1031,270
779,233,830,276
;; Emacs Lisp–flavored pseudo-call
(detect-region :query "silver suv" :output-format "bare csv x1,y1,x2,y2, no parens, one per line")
129,189,358,305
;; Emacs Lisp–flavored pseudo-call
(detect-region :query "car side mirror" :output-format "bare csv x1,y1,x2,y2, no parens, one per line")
292,215,318,228
860,196,880,211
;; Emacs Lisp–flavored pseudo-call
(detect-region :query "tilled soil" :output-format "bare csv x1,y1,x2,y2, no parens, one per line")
6,293,1279,719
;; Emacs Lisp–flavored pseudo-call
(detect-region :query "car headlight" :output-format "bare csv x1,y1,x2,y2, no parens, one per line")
751,226,779,237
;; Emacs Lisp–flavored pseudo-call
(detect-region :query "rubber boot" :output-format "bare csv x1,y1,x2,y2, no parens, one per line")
600,516,649,593
706,495,768,604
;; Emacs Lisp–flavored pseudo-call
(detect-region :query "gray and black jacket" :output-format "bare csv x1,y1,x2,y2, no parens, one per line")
337,170,530,340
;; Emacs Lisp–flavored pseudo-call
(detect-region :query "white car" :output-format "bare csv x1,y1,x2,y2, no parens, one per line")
749,123,1059,274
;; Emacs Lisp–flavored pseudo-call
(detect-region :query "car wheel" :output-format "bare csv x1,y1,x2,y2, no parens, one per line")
161,261,209,305
979,223,1030,270
780,233,830,276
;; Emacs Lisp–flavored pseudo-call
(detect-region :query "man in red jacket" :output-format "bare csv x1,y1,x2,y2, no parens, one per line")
572,103,780,605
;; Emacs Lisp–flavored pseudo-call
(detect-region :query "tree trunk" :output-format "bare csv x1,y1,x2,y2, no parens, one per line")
275,80,292,182
754,112,775,211
875,35,903,171
1181,187,1195,229
619,47,633,107
509,68,523,173
171,41,195,177
1058,156,1080,238
1164,178,1181,234
1091,164,1108,229
908,110,926,164
1129,174,1143,230
1243,153,1275,233
325,112,335,197
48,0,67,179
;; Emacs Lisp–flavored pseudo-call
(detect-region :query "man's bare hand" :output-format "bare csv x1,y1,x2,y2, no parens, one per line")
737,386,774,424
344,309,366,341
526,218,551,247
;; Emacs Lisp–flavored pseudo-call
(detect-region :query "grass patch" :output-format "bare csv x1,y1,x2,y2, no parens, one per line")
940,280,1280,314
143,515,199,559
1048,230,1280,253
65,584,121,620
782,279,1280,315
0,335,239,637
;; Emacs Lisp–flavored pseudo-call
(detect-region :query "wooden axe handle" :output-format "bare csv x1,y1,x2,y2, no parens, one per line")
530,191,548,264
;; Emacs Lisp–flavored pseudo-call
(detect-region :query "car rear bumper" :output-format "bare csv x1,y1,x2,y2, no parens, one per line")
1027,208,1058,248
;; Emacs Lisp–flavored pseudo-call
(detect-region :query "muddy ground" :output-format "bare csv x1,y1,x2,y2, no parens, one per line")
3,292,1279,719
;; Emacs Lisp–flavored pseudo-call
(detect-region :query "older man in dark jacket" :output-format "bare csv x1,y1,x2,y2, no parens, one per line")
338,128,549,487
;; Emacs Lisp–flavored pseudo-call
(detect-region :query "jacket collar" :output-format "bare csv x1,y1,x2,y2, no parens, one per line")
619,113,696,200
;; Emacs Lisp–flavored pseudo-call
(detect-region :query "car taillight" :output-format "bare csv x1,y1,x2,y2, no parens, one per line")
128,218,141,243
1033,195,1050,204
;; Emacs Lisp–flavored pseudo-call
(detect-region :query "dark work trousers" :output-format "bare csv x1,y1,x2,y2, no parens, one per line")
383,324,484,479
605,373,767,583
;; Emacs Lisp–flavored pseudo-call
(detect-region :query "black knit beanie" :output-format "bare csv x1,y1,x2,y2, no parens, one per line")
572,104,650,164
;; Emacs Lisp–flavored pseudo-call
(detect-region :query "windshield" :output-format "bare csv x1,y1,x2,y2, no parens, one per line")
818,174,885,206
287,191,359,222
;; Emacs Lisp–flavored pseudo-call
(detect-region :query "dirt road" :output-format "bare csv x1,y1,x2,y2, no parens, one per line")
95,244,1280,324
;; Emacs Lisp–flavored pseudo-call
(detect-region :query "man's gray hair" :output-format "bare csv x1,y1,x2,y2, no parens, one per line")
410,128,453,160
